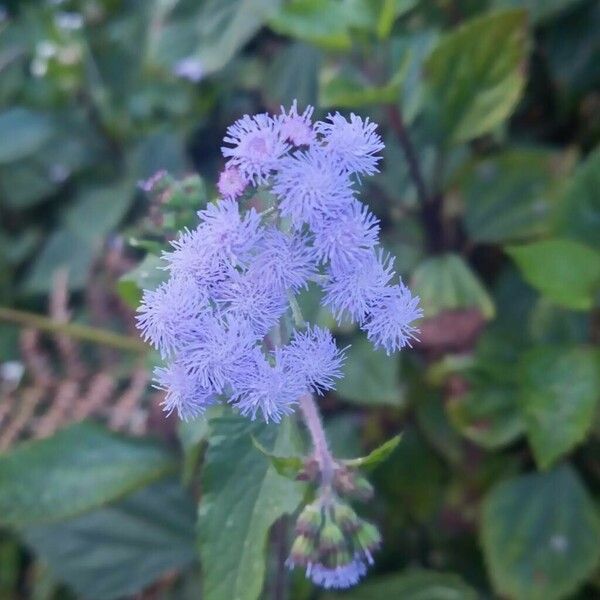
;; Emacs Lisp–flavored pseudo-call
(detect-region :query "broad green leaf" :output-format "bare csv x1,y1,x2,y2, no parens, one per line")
198,415,304,600
506,239,600,310
492,0,584,23
252,437,304,480
457,148,575,243
375,0,419,38
25,180,134,293
481,465,600,600
337,334,403,406
412,254,495,319
555,147,600,249
0,423,176,527
319,61,407,108
343,434,402,470
268,0,353,50
449,383,524,450
117,254,167,308
0,108,54,164
185,0,280,75
21,478,197,600
265,42,321,107
324,569,478,599
425,9,528,142
518,346,600,469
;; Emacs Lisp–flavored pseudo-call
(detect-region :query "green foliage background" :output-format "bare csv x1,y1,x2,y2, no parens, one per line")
0,1,599,599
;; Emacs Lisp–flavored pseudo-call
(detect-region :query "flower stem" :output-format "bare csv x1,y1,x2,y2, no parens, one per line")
299,393,335,486
0,306,148,353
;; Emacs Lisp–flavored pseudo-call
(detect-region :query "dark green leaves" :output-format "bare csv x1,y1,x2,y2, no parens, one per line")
0,108,54,164
482,466,600,600
518,346,600,469
198,416,304,600
506,239,600,310
425,9,528,142
0,423,176,527
22,478,197,600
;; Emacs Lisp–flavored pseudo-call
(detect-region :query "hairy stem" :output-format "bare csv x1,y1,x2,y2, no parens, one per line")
0,307,148,353
299,393,335,486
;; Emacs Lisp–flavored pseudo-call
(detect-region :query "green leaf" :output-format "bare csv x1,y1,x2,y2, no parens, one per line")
425,9,528,142
198,415,304,600
457,148,575,243
518,346,600,469
412,254,495,319
506,239,600,310
0,423,176,527
324,569,477,599
481,465,600,600
117,254,167,308
449,382,525,450
319,61,407,108
555,147,600,249
337,334,403,406
251,436,304,480
492,0,584,24
343,434,402,470
21,478,197,600
375,0,419,39
0,108,54,164
269,0,353,50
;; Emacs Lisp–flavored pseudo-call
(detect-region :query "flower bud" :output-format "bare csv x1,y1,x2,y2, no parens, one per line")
295,502,323,537
354,520,381,562
289,534,315,567
332,501,360,533
319,521,345,553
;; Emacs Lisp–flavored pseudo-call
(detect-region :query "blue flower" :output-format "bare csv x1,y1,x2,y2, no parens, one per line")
362,283,423,354
222,113,289,184
230,349,307,422
282,326,346,395
315,112,384,176
153,363,216,420
322,250,394,324
272,148,354,228
279,100,316,147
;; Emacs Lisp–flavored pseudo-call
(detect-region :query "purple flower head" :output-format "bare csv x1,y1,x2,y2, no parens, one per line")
196,199,263,267
222,113,289,184
362,283,423,355
217,166,247,200
322,250,395,324
153,363,216,420
173,56,204,82
272,147,354,228
136,277,207,357
248,228,317,293
214,271,287,337
281,326,346,395
305,557,368,590
279,100,316,147
231,349,306,422
315,112,384,176
178,316,258,393
313,201,380,273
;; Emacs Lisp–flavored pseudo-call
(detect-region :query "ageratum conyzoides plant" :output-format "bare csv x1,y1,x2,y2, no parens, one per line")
136,101,422,589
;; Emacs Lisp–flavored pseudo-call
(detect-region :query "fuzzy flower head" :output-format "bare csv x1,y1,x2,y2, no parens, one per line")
316,112,384,176
313,201,380,273
136,277,207,357
222,113,288,184
282,326,346,395
248,228,317,293
153,362,216,420
231,349,307,422
217,166,247,200
272,148,354,228
362,283,423,354
279,100,316,146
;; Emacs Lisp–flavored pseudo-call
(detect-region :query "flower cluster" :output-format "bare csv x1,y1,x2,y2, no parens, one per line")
286,498,381,589
137,100,422,421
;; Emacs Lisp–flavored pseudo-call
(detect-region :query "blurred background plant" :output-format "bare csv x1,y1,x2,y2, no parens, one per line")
0,0,599,599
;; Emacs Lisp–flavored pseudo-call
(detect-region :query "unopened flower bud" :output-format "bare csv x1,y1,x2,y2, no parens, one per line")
319,521,345,553
355,520,381,562
295,502,323,537
289,534,315,566
332,501,360,533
